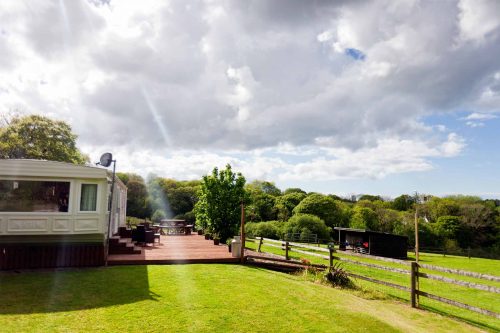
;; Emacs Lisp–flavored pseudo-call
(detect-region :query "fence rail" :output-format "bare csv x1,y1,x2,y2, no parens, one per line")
248,236,500,319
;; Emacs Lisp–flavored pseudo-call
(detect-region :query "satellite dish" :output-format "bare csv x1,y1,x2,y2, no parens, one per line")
99,153,113,167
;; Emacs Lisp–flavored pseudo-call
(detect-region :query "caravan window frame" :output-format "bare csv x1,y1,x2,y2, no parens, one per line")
0,177,73,215
77,181,101,214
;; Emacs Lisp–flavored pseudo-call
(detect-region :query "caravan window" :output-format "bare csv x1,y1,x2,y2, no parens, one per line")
0,180,70,212
80,184,98,212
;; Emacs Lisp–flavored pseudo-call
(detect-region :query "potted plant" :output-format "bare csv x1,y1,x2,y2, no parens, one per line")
213,234,220,245
226,238,232,252
204,233,211,240
197,229,203,235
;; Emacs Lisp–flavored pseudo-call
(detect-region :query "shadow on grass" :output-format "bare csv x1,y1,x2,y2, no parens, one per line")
351,283,498,332
0,265,155,314
418,303,499,332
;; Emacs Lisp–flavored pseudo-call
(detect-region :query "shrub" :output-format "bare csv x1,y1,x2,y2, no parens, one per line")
283,214,331,241
323,263,353,288
152,209,166,223
246,221,283,239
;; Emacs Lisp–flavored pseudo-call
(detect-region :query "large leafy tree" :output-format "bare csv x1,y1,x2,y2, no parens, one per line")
0,114,88,164
245,180,280,222
292,193,343,229
194,164,246,242
274,192,307,221
117,173,152,219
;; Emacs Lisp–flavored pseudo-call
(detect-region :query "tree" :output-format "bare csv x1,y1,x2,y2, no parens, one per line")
117,173,152,219
247,180,282,196
245,181,279,221
194,164,246,242
283,214,331,241
292,193,342,229
0,114,88,163
274,192,307,221
392,194,415,211
358,194,383,202
350,206,379,230
283,187,307,195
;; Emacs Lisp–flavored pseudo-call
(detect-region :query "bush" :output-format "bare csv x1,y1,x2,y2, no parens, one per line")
174,211,195,224
152,209,166,223
323,263,353,288
246,221,283,239
283,214,331,241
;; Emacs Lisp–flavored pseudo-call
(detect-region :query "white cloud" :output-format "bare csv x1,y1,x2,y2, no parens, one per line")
458,0,500,42
1,0,497,184
464,112,498,120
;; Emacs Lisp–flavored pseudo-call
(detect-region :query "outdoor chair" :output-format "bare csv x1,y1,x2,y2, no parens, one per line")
132,225,146,244
144,230,155,245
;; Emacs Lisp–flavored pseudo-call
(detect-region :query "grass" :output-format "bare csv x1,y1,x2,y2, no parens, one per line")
0,264,489,333
246,240,500,331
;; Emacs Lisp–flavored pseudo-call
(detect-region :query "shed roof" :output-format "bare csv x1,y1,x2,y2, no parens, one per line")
0,159,108,179
334,227,408,239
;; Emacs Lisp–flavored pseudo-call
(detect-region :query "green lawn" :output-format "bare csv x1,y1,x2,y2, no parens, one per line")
0,265,489,333
246,241,500,331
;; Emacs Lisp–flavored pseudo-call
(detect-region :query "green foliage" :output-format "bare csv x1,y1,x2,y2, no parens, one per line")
434,216,462,239
283,187,307,195
274,192,307,221
246,180,282,196
292,193,342,229
284,214,332,241
245,187,277,222
245,221,283,239
350,206,379,230
194,164,246,242
174,211,195,224
117,173,152,219
0,114,88,163
392,194,414,211
147,177,201,218
151,209,166,223
323,263,354,288
358,194,383,202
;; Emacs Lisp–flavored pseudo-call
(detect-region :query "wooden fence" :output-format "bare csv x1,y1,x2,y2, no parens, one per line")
248,237,500,319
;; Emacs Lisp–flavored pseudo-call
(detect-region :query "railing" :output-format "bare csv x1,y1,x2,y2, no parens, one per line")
248,237,500,319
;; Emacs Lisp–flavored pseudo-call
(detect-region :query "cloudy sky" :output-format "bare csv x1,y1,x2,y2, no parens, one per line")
1,0,500,198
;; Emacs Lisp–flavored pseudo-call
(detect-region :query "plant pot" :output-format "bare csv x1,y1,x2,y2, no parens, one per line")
213,239,220,245
209,235,214,240
204,234,210,240
197,230,203,235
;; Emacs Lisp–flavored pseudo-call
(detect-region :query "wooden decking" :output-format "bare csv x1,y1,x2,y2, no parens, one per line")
107,234,240,265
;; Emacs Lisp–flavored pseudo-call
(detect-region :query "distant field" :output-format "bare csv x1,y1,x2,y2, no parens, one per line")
0,265,488,333
246,240,500,332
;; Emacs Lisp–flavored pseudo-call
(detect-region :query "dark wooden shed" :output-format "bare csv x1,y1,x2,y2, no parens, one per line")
334,227,408,259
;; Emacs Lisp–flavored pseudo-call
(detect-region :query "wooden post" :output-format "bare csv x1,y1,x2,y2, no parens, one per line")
414,206,419,263
468,247,471,259
329,247,334,269
411,261,419,308
257,237,263,252
240,202,245,264
285,241,289,260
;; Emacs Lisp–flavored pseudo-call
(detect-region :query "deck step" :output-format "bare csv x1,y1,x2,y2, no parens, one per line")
108,237,142,255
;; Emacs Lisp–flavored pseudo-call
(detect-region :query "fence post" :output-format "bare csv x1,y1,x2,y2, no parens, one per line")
285,241,289,260
257,237,263,253
411,262,419,308
329,247,333,269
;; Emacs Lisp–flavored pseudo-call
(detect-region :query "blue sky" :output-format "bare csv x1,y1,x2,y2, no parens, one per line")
1,0,500,198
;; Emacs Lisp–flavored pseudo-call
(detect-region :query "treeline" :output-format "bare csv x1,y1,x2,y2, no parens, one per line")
118,173,500,257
